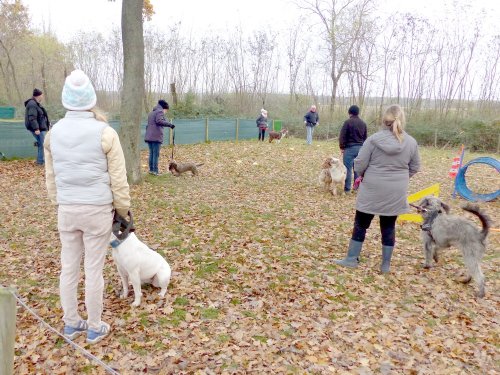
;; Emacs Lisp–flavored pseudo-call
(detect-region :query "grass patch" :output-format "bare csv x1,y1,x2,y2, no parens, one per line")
252,335,268,343
139,312,150,327
80,365,96,373
173,296,189,306
217,334,231,343
201,308,220,320
195,261,220,278
169,308,187,326
242,311,257,318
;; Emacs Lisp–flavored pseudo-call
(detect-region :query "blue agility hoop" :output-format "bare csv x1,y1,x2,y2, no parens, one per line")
454,157,500,202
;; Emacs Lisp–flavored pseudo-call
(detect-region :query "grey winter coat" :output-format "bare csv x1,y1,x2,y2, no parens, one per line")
354,128,420,216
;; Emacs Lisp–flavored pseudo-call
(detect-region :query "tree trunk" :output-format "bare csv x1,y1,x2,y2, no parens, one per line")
170,82,178,106
120,0,145,184
0,40,22,104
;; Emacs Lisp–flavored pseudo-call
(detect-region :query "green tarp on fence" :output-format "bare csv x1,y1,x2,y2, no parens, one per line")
0,118,272,159
0,107,16,119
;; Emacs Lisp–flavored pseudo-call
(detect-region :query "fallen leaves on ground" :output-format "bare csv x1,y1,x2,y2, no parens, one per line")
0,139,498,374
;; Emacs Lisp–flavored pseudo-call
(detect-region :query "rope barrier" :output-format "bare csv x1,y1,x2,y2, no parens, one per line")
11,290,120,375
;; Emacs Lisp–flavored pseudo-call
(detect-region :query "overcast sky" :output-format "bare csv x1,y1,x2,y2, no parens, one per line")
22,0,500,42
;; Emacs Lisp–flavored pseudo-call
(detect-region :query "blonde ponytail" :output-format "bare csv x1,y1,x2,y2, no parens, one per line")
382,104,405,142
90,107,108,123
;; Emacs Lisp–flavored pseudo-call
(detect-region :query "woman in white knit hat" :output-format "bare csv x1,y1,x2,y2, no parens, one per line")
44,69,130,344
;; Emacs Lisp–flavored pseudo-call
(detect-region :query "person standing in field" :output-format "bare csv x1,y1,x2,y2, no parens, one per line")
304,105,319,145
334,104,420,274
44,69,131,344
256,109,268,141
339,105,368,193
144,99,175,175
24,88,50,165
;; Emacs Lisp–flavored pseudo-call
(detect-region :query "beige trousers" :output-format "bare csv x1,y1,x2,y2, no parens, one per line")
58,204,112,331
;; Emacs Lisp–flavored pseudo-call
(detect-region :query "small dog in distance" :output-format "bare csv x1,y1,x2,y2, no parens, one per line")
268,128,289,143
168,160,204,176
417,196,491,298
318,156,347,196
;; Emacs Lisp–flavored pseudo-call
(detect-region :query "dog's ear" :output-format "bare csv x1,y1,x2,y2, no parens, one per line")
440,201,451,214
322,158,331,168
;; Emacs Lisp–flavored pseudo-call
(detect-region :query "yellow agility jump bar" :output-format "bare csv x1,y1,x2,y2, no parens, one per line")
398,183,440,223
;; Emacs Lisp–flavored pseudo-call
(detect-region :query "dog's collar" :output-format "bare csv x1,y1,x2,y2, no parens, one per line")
110,239,122,248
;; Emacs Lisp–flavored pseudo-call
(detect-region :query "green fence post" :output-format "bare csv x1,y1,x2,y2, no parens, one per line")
205,118,209,142
272,119,275,131
236,118,239,142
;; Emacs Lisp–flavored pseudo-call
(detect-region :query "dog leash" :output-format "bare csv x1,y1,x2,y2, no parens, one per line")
171,128,175,160
409,203,428,212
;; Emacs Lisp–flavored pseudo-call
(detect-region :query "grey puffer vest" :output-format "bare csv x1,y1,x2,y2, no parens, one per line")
49,111,113,205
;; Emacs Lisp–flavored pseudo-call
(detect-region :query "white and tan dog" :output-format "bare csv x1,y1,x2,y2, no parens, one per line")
318,156,347,196
110,232,171,307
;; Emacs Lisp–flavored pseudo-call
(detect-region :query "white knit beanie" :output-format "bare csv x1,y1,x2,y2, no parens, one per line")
61,69,97,111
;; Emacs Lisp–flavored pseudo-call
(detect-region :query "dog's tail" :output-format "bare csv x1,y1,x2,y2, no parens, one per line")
462,204,491,241
196,163,204,167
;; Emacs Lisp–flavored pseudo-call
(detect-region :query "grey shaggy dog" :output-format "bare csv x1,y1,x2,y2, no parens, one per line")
168,160,203,176
417,196,491,298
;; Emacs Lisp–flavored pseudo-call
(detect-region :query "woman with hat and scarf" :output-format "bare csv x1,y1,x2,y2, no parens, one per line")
145,99,175,175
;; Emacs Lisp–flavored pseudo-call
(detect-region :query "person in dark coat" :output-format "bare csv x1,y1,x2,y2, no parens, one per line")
24,88,50,165
335,104,420,274
144,100,175,175
304,105,319,145
256,109,268,141
339,105,367,192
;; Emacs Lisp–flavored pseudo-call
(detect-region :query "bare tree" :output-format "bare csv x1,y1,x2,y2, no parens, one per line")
286,23,308,103
295,0,376,110
0,0,30,104
248,30,278,106
478,35,500,113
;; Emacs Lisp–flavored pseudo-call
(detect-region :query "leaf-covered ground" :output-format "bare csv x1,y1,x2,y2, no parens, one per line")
1,138,499,374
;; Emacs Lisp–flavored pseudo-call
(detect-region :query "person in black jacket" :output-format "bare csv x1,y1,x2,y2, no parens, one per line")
339,105,367,192
24,88,50,165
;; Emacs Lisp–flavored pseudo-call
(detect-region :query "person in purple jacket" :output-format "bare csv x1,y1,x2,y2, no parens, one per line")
145,100,175,175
